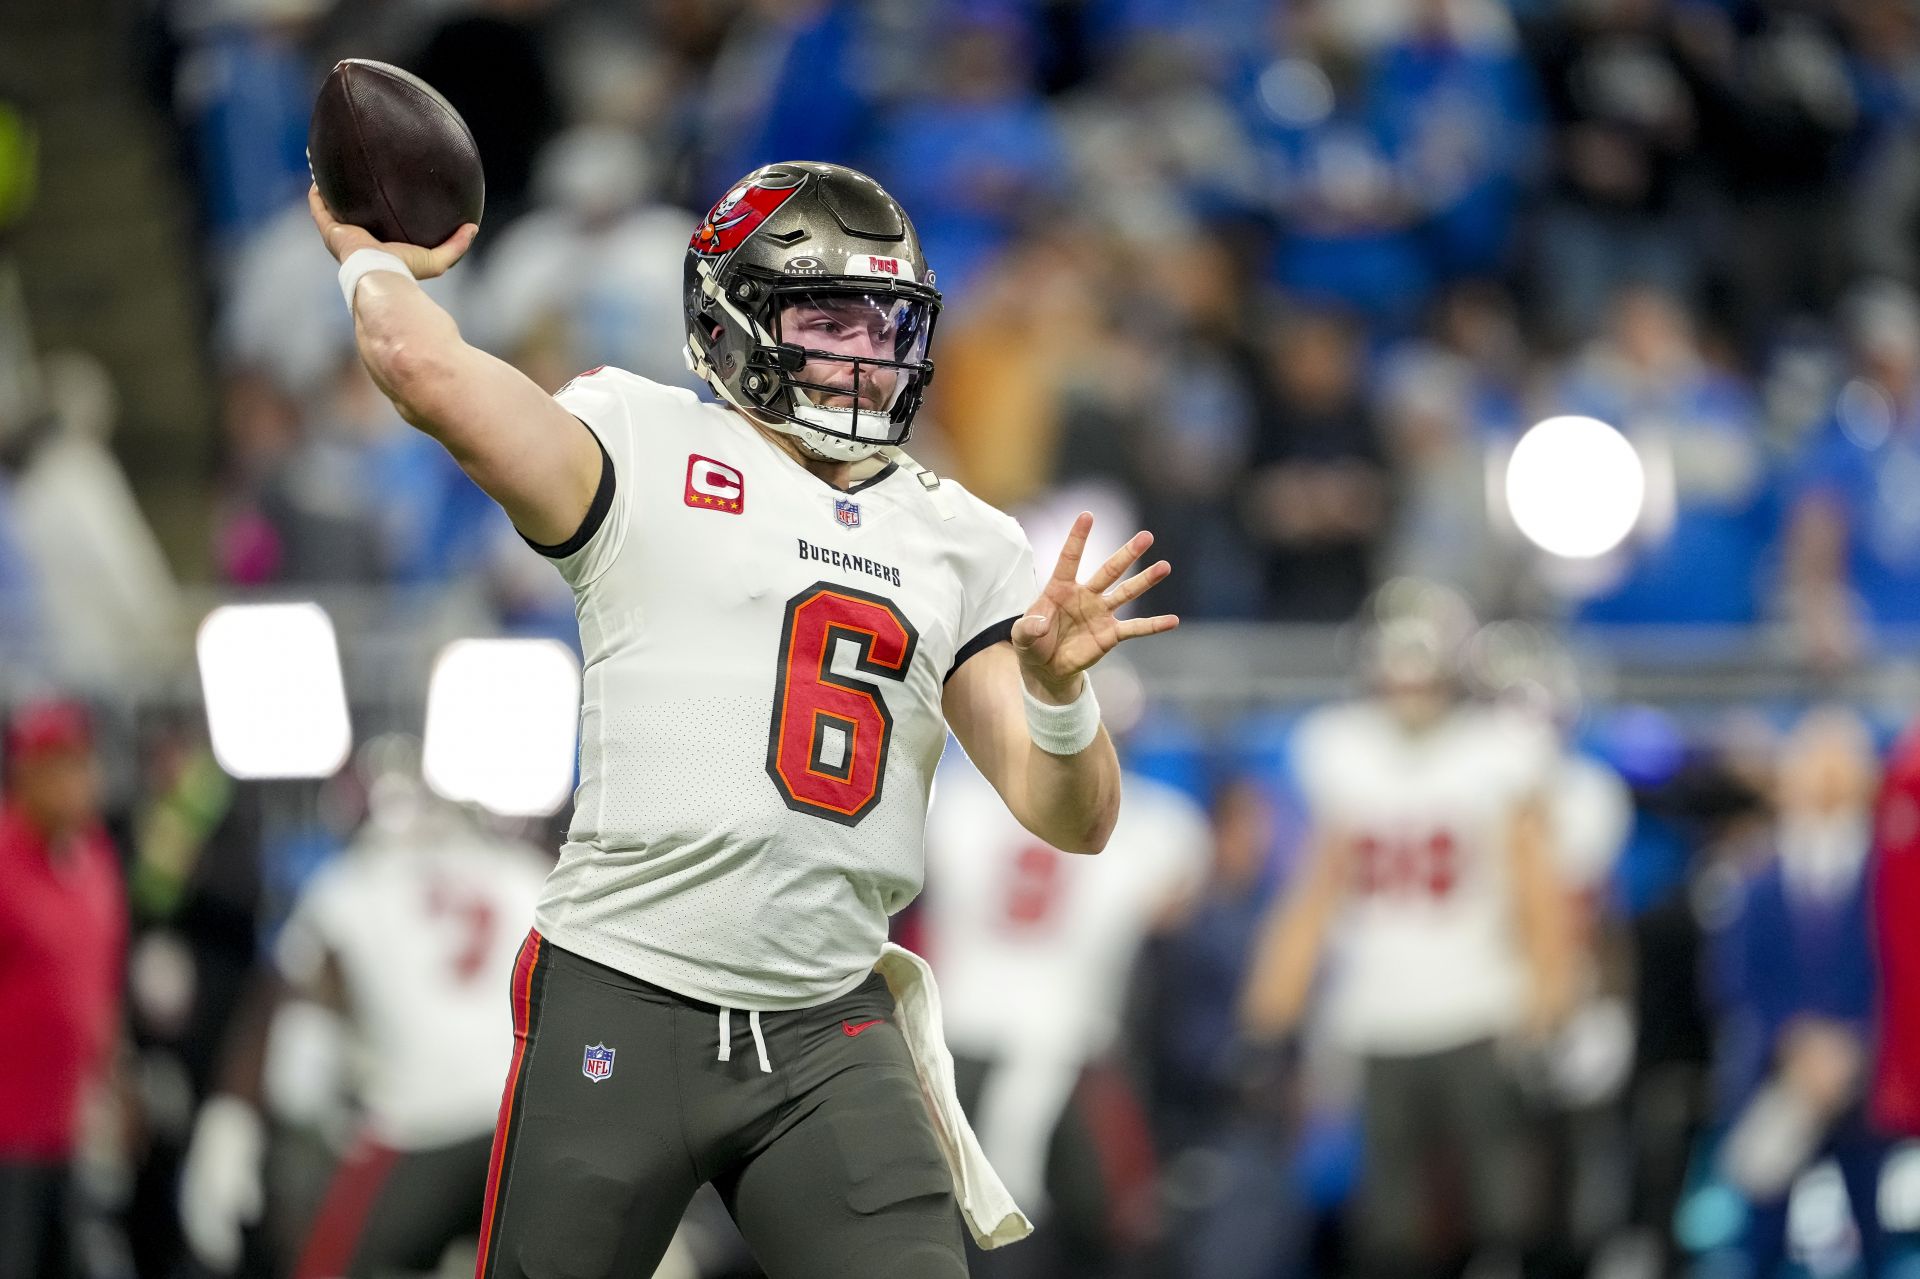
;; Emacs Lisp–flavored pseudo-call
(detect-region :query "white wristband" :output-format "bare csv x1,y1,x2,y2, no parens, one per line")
337,248,412,312
1023,676,1102,756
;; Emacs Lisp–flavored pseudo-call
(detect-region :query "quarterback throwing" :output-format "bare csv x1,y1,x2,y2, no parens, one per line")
309,160,1176,1277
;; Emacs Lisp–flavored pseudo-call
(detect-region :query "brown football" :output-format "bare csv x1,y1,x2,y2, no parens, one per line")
308,59,485,247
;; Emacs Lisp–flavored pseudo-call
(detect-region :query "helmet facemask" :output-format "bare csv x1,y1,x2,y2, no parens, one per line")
767,286,935,457
689,262,940,464
683,163,943,463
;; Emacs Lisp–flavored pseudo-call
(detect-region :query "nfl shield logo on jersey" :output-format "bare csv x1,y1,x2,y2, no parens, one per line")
581,1043,615,1083
834,497,861,528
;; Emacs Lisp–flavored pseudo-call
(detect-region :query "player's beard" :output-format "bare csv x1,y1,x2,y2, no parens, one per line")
814,390,886,411
802,379,894,414
795,353,898,412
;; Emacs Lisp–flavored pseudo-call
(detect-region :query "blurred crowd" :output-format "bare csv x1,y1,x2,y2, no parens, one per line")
191,0,1920,650
2,0,1920,676
7,0,1920,1276
3,0,1920,656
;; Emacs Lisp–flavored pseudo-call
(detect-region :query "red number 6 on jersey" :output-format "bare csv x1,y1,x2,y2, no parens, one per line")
766,583,920,825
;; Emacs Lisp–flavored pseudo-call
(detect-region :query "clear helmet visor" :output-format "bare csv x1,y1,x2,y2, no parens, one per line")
772,289,935,445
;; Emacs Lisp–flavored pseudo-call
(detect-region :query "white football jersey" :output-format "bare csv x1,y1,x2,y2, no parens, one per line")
275,819,549,1149
924,760,1209,1061
1292,700,1554,1056
533,369,1036,1009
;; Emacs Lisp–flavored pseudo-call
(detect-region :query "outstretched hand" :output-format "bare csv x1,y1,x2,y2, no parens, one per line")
1011,513,1178,701
307,184,477,278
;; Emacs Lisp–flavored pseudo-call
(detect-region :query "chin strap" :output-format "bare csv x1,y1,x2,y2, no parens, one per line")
880,445,957,521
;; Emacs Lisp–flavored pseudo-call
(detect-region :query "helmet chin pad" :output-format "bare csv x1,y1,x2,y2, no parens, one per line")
795,399,899,447
773,402,893,462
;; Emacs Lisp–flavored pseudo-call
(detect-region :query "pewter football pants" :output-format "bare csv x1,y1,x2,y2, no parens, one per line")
293,1131,493,1278
475,931,970,1278
1355,1037,1538,1276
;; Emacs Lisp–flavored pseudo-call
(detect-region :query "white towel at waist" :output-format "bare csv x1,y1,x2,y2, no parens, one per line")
873,942,1034,1250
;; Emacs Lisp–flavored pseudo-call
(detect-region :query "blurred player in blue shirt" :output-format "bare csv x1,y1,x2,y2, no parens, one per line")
1707,708,1885,1277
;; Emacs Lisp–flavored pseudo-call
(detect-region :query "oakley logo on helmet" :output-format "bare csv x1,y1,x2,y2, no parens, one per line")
784,256,826,275
690,172,805,257
685,455,745,514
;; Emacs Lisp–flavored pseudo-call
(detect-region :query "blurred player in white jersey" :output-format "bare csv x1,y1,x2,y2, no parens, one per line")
179,742,550,1277
923,665,1209,1276
1241,581,1575,1279
310,158,1178,1276
1467,622,1633,1069
1469,622,1636,1276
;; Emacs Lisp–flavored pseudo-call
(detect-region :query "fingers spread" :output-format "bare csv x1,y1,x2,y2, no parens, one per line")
1086,532,1154,594
1115,614,1180,642
1105,560,1171,610
1049,512,1094,583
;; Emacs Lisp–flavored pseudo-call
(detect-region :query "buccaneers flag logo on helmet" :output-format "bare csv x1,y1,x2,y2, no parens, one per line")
690,170,806,256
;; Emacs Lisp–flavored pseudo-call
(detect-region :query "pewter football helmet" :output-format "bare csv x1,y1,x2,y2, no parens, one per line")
683,162,940,463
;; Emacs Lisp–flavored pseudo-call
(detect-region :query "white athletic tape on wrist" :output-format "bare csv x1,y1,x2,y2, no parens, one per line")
1022,676,1101,756
337,248,412,312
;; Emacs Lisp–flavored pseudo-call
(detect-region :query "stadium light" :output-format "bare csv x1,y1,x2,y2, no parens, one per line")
422,639,580,817
197,603,353,779
1504,415,1646,559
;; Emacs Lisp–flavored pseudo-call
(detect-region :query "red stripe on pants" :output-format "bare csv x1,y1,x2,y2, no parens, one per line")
474,929,542,1277
292,1135,401,1279
1080,1062,1161,1248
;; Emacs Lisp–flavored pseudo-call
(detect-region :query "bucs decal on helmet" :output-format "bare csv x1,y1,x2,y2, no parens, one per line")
844,254,916,282
690,171,806,256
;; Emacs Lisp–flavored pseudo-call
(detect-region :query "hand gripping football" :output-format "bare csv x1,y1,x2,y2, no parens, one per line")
308,58,485,247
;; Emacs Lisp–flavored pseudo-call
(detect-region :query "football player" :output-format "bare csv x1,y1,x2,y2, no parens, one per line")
1240,580,1574,1279
178,743,550,1277
308,160,1177,1277
1468,622,1637,1273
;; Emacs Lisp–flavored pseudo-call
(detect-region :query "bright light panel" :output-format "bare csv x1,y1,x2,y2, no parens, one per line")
1505,415,1646,559
197,603,353,779
422,639,580,817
